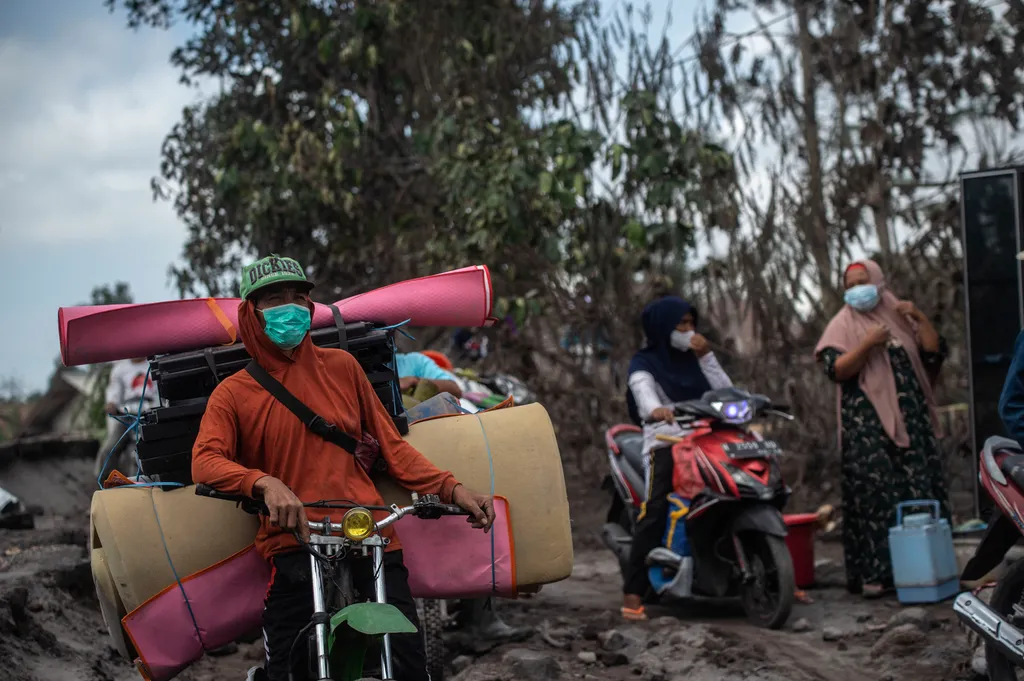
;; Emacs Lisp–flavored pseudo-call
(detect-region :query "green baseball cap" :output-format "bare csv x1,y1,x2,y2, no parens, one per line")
239,254,315,300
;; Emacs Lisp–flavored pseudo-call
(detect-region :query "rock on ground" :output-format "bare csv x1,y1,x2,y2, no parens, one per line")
502,648,562,680
871,623,928,657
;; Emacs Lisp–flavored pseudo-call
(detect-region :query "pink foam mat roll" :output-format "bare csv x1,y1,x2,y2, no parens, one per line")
59,265,493,367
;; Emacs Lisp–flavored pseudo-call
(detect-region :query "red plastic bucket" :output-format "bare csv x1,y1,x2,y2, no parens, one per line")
784,513,817,588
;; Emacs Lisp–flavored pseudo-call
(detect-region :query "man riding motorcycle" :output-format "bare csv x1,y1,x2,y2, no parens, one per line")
190,255,495,681
621,296,733,620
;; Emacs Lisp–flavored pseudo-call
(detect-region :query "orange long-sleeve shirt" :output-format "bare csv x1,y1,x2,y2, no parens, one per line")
191,301,459,560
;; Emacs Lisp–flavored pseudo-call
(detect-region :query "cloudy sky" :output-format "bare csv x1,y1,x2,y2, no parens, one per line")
0,0,207,393
0,0,715,394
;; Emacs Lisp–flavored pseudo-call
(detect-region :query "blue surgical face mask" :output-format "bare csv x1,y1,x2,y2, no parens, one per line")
844,284,880,312
261,303,311,349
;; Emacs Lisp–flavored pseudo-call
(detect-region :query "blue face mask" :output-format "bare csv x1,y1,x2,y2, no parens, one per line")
844,284,880,312
261,304,311,350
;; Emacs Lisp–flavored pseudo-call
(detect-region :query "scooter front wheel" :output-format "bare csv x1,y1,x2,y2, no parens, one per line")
737,532,795,629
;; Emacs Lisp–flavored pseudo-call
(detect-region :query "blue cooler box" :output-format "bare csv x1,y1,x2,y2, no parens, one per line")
888,499,959,604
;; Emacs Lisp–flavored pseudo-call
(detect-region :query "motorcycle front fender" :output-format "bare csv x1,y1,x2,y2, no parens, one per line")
961,510,1021,582
328,602,418,681
730,504,788,538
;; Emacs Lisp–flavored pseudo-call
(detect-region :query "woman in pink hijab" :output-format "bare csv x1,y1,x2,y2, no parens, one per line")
815,259,948,599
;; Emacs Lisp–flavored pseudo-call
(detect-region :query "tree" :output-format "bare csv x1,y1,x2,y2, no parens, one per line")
83,281,135,430
685,0,1024,343
106,0,742,468
89,281,134,306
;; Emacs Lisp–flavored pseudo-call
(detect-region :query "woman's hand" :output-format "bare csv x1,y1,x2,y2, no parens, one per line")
895,300,924,322
864,323,891,348
690,333,711,357
897,300,939,352
650,407,676,424
399,376,420,391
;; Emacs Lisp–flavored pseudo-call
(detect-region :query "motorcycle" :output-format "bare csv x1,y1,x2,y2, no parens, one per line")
955,435,1024,681
196,484,462,681
601,386,797,629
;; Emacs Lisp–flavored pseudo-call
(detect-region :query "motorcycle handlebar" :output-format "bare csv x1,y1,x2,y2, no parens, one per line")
193,484,471,531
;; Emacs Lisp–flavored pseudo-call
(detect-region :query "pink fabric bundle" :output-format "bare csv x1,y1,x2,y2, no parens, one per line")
400,496,517,598
59,265,493,367
123,544,271,681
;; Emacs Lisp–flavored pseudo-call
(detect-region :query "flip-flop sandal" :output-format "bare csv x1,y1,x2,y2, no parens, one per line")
795,590,814,604
621,606,648,621
862,585,889,599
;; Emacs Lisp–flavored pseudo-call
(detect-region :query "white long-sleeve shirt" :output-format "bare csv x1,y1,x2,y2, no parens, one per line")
627,352,733,484
105,360,161,412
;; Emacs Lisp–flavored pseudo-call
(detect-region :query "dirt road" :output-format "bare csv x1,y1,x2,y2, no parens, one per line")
0,462,984,681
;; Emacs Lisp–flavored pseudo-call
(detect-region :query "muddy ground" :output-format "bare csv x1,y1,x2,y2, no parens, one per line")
0,460,986,681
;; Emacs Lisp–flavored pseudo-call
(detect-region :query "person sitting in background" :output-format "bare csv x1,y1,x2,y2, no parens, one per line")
621,296,733,621
94,357,160,482
396,351,464,399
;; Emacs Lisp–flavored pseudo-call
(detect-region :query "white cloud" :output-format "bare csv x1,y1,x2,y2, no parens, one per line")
0,14,206,247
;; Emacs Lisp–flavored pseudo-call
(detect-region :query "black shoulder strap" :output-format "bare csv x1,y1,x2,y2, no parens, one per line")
244,360,358,455
328,304,348,350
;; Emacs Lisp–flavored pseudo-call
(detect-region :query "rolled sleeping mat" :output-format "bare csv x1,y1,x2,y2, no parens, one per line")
90,485,261,614
378,402,573,587
91,546,133,660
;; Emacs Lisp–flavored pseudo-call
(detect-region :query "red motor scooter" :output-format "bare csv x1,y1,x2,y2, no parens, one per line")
601,386,797,628
955,435,1024,680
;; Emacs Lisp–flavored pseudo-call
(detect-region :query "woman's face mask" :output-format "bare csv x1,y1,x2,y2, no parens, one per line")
670,330,695,351
261,303,312,349
844,284,880,312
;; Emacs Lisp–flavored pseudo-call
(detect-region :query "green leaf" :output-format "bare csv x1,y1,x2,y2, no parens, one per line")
610,144,625,179
573,173,585,196
539,172,553,195
623,220,646,248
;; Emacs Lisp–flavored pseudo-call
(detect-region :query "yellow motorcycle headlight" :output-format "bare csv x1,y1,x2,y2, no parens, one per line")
341,507,375,541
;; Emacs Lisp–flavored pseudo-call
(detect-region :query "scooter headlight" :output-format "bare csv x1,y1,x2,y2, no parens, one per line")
342,507,375,541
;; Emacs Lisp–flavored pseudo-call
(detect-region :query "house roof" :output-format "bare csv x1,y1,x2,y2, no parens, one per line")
19,366,97,436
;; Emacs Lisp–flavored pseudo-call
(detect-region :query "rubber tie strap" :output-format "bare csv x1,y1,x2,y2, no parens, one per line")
205,298,237,345
328,304,348,350
150,491,207,649
472,412,498,593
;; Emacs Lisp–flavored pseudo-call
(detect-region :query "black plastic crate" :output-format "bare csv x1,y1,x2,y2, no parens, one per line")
152,323,397,403
138,321,408,487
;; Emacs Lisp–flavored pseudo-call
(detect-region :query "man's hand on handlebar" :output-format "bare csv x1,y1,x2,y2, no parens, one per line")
254,476,310,542
650,407,676,424
452,484,495,533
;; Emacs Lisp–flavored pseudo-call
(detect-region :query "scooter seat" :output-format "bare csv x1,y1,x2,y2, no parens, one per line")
614,431,646,477
1000,454,1024,490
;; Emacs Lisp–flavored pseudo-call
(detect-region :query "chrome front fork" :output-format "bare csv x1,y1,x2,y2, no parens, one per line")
309,548,332,681
308,535,392,681
370,541,392,680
